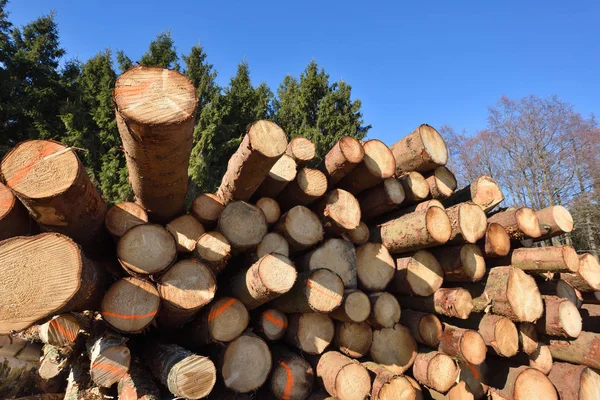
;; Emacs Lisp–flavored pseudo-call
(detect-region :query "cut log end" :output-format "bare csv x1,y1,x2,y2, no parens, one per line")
316,189,361,233
208,297,249,343
573,254,600,291
356,243,395,292
513,368,558,400
191,193,224,228
482,222,511,257
255,197,281,224
335,363,371,400
118,224,177,275
420,314,443,347
471,176,504,211
414,351,459,393
581,367,600,399
101,277,160,333
331,290,371,323
427,206,453,244
290,313,335,355
276,206,324,252
360,140,396,180
518,323,539,354
529,345,553,375
305,269,344,313
323,136,365,185
171,355,217,399
537,205,574,238
491,316,520,357
420,124,448,166
270,355,314,400
218,201,268,250
39,314,81,347
455,202,488,243
257,232,289,258
286,137,316,164
507,267,544,322
370,324,417,374
335,321,373,359
223,335,271,393
105,202,148,239
248,120,288,157
195,231,231,275
391,124,448,175
462,330,487,365
516,207,543,238
399,172,430,202
347,221,370,245
428,166,457,199
91,344,131,387
370,292,401,329
166,214,206,253
259,309,288,341
393,250,443,297
460,244,487,281
158,259,216,313
558,299,583,338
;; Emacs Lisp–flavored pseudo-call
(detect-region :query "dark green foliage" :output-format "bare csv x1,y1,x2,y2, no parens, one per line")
140,30,179,70
182,44,218,110
116,50,133,73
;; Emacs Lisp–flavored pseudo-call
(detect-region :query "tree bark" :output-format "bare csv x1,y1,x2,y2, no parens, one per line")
101,277,160,333
370,324,417,374
398,288,473,319
296,238,357,288
547,362,600,400
117,357,161,400
439,323,487,365
358,178,405,220
487,207,542,240
423,166,457,199
547,331,600,369
285,313,335,355
491,245,580,273
561,253,600,292
316,351,371,400
443,175,504,212
311,189,361,235
191,193,224,230
430,244,487,282
274,205,324,253
320,136,365,185
87,327,131,387
0,182,33,241
389,124,448,174
254,154,297,199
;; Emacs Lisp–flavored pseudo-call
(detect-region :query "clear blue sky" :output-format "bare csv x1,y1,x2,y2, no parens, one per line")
6,0,600,145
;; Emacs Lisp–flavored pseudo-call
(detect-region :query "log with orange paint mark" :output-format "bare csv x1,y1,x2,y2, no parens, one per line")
270,345,314,400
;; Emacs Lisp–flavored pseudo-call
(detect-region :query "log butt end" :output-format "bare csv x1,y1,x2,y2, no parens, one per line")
513,368,558,400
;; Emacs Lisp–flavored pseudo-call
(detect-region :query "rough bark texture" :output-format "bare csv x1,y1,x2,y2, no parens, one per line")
389,124,448,175
495,245,580,273
547,362,600,400
398,288,473,319
321,136,365,185
311,189,361,236
443,175,504,212
547,331,600,369
358,178,405,220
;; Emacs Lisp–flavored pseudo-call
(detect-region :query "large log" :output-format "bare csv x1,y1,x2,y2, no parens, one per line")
316,351,372,400
272,269,344,314
255,197,281,225
445,202,488,244
370,324,417,374
536,295,582,338
449,313,519,358
230,253,297,310
255,309,288,341
104,202,148,241
547,362,600,400
117,224,177,276
467,266,544,322
0,182,32,240
191,193,224,230
180,297,249,348
296,238,357,288
375,198,443,226
0,233,106,334
347,221,370,245
270,345,314,400
423,166,457,199
334,321,373,358
363,361,419,400
337,139,396,195
430,244,486,282
311,189,361,235
321,136,365,185
101,277,160,333
286,137,316,166
0,355,50,398
478,222,511,258
254,154,297,199
443,175,504,212
535,205,574,240
277,167,328,210
118,357,161,400
143,341,216,399
221,333,272,393
371,206,452,253
490,245,580,273
0,140,107,250
356,242,395,292
195,231,231,275
368,292,401,329
256,232,289,259
413,350,460,393
398,172,430,205
218,201,268,251
0,336,42,361
398,288,473,319
285,313,335,355
547,331,600,369
329,289,371,323
400,309,443,347
113,66,196,221
561,253,600,292
87,327,131,387
166,214,205,254
157,259,217,329
487,207,542,240
486,364,557,400
216,120,288,204
390,124,448,174
389,250,444,296
274,205,324,253
357,178,405,220
439,324,487,365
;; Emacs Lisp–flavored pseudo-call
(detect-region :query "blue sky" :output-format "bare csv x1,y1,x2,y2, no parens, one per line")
6,0,600,145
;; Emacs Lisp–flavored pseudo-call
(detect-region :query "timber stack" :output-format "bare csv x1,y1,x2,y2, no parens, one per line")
0,66,598,400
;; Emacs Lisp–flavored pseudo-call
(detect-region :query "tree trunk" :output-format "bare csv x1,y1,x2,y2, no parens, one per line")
478,222,511,258
272,269,344,314
398,172,430,205
218,201,268,251
316,351,372,400
270,345,314,400
285,313,335,355
117,224,177,276
362,361,419,400
143,341,216,399
195,231,231,276
423,166,457,199
369,324,417,374
357,178,405,220
518,323,539,355
87,327,131,388
485,364,557,400
14,314,82,347
117,357,161,400
104,201,148,241
216,120,288,204
256,232,289,259
491,245,580,273
320,136,365,185
274,205,324,253
286,137,316,166
191,193,224,230
367,292,401,329
430,244,487,282
445,202,488,244
180,297,249,349
398,288,473,319
547,331,600,368
114,66,197,222
439,323,487,365
535,205,574,240
389,124,448,175
475,314,519,358
561,253,600,292
536,295,582,338
311,189,361,235
389,250,444,296
0,336,42,361
0,182,33,241
296,238,357,288
547,362,600,400
413,350,460,393
487,207,542,240
0,233,107,334
230,253,297,310
166,214,205,254
156,259,217,329
443,175,504,212
337,139,396,195
0,140,108,252
276,167,328,210
347,221,370,245
356,242,395,292
255,309,288,341
254,154,298,199
371,206,451,253
334,321,373,358
38,344,71,384
101,277,161,333
400,309,443,348
221,333,272,393
255,197,281,224
329,289,371,323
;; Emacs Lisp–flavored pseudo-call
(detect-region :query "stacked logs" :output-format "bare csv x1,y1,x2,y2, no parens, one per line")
0,66,598,400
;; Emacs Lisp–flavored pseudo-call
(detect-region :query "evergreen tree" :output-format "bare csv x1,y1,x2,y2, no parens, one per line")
140,31,179,70
182,43,218,111
116,50,133,73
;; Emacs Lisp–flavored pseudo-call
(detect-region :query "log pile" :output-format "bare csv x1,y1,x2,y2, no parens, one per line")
0,66,597,400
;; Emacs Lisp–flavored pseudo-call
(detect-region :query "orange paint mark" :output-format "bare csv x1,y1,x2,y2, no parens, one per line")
464,362,480,379
114,79,154,96
279,361,294,400
307,279,342,303
208,298,237,322
263,311,287,329
50,319,77,343
93,362,126,375
101,310,157,320
6,142,59,188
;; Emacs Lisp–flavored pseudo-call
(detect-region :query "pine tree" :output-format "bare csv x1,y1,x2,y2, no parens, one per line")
116,50,133,73
140,30,179,70
182,43,218,111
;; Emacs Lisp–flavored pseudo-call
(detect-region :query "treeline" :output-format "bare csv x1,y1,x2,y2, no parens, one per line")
442,95,600,258
0,1,370,203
